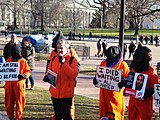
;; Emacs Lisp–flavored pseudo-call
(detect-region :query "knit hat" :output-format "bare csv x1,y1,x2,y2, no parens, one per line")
52,30,65,48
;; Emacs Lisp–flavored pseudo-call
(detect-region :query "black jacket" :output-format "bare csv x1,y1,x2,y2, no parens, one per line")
21,45,35,70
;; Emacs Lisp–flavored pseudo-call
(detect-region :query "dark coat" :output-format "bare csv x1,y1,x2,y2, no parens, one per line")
21,45,35,70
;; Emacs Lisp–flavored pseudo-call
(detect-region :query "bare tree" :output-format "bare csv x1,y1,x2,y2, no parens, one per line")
2,0,29,29
126,0,160,35
86,0,120,28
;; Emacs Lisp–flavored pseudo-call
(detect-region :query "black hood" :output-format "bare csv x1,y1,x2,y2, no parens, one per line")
11,44,22,61
131,46,150,72
105,46,121,62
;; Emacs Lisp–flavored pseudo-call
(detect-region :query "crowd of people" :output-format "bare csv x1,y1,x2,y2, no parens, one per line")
1,31,160,120
139,34,160,46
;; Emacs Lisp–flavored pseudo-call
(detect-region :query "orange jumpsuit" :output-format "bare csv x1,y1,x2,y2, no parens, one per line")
99,60,129,120
128,67,158,120
5,57,31,120
48,50,78,120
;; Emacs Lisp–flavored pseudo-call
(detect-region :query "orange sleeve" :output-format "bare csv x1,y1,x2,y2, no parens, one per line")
62,58,78,79
20,59,31,78
149,68,158,88
121,61,130,78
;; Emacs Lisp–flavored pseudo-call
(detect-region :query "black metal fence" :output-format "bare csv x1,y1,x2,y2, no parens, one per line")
70,42,90,60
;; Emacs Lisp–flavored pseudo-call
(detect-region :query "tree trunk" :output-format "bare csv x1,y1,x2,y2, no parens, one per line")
13,12,17,30
134,24,139,36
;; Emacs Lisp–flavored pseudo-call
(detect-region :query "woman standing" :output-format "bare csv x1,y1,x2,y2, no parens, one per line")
21,37,35,90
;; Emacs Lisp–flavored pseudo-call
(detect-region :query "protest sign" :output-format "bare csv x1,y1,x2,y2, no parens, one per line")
48,69,57,88
0,62,19,81
154,84,160,107
124,72,148,100
95,65,122,92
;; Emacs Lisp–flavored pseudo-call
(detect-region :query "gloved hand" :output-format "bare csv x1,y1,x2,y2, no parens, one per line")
18,74,27,79
93,76,98,85
43,75,49,82
59,56,65,64
144,88,154,99
118,79,126,89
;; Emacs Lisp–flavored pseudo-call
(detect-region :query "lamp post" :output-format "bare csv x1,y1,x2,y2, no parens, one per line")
41,0,44,33
28,11,31,35
119,0,125,59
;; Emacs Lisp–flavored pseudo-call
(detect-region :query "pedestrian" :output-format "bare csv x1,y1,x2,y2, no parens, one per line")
154,35,159,47
128,41,136,59
82,33,85,40
21,37,35,90
139,35,144,44
72,32,75,40
101,40,106,57
95,39,102,57
144,36,148,44
4,44,31,120
3,34,20,61
123,43,127,60
68,31,72,40
93,46,130,120
128,46,158,120
79,32,81,40
4,29,8,41
43,31,78,120
150,35,153,45
89,31,92,40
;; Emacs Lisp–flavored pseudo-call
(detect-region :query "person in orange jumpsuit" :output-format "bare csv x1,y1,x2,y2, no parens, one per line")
128,46,158,120
93,46,130,120
4,44,31,120
43,31,78,120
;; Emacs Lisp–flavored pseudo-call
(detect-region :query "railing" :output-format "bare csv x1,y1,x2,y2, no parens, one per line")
70,42,90,60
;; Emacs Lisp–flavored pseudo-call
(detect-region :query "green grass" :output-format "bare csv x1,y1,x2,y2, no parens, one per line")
0,85,159,119
13,28,160,37
0,85,99,119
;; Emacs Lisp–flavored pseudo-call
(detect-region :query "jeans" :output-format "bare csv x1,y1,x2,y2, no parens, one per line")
26,69,34,86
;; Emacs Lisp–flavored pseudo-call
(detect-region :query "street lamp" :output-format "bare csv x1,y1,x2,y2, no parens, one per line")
119,0,125,59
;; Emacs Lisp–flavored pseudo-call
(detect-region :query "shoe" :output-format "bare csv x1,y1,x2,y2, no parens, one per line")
26,85,29,89
30,85,34,90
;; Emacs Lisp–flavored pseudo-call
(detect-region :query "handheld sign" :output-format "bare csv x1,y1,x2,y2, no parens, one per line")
0,62,19,81
154,84,160,107
47,69,57,88
124,72,148,100
95,65,122,92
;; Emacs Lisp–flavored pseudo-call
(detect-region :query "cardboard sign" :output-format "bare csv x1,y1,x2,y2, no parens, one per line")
124,72,148,100
154,84,160,107
95,65,122,92
0,62,19,81
47,69,57,88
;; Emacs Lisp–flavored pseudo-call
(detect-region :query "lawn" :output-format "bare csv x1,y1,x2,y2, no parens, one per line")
0,85,159,120
0,85,99,120
14,28,160,38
